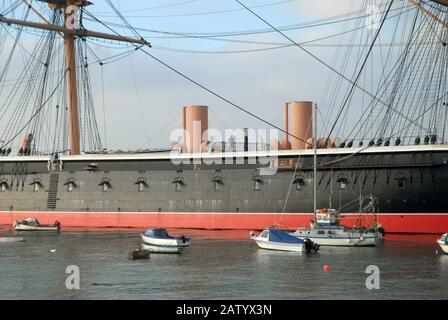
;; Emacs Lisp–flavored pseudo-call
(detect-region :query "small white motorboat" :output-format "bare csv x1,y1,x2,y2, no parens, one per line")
437,233,448,254
0,237,25,243
13,218,61,232
250,229,319,253
140,228,191,254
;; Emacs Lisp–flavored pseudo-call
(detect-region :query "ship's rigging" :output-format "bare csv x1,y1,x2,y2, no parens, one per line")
0,0,148,155
0,0,446,155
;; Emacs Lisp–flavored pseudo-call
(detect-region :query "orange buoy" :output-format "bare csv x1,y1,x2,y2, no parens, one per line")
323,265,330,271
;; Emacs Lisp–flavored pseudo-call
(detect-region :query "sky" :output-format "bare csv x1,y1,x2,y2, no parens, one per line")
82,0,368,150
2,0,443,152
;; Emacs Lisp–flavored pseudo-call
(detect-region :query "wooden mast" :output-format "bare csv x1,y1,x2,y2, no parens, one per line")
0,0,150,155
64,3,80,155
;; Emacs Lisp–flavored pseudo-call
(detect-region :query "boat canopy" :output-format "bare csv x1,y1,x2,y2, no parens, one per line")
143,228,174,239
442,233,448,244
268,230,304,244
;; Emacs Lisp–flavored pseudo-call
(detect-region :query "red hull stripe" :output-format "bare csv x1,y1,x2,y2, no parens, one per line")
0,211,447,233
0,211,448,233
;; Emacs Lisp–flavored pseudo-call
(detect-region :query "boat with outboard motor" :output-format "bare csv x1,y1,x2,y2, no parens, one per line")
250,228,319,252
437,233,448,254
140,228,191,253
13,218,61,232
293,208,381,246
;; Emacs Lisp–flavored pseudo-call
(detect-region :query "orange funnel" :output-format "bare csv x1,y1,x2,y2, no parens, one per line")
184,105,208,153
290,101,313,150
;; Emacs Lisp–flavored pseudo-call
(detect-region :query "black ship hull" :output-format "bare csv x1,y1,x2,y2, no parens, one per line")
0,145,447,233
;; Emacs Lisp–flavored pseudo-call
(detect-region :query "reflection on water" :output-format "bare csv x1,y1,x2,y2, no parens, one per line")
437,254,448,269
0,228,446,300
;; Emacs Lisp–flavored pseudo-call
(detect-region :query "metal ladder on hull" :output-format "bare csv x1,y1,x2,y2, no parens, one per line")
47,173,59,210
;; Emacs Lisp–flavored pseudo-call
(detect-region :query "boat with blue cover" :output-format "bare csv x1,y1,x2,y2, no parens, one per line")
437,233,448,254
250,229,319,252
140,228,191,253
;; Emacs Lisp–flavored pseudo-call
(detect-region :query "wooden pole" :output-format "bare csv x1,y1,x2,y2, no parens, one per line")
0,16,150,44
64,13,81,155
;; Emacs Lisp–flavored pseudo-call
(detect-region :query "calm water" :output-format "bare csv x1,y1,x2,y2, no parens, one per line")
0,228,447,300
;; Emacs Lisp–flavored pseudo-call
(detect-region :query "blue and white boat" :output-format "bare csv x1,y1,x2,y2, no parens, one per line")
140,228,191,253
250,229,319,253
293,209,380,247
437,233,448,254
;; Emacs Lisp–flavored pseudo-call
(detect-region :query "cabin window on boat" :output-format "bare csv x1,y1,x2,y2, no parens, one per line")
260,230,269,238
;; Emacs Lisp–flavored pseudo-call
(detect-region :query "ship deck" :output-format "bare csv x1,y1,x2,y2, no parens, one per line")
0,144,446,162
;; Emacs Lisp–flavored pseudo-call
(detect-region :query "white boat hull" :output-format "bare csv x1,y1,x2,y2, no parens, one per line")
254,238,304,252
14,223,59,232
141,243,186,254
298,236,377,247
294,227,378,247
141,234,190,248
437,240,448,254
140,234,191,253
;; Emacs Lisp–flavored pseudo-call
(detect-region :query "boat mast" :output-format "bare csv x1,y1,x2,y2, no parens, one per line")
329,168,333,209
313,103,317,219
0,0,150,155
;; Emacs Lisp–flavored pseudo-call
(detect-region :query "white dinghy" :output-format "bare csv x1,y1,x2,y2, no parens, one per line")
140,228,191,254
13,218,61,232
437,233,448,254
